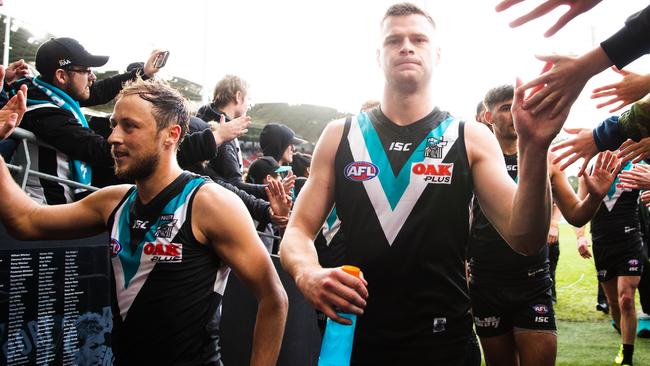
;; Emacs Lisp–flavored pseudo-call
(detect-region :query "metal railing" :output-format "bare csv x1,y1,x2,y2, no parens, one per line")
6,127,99,192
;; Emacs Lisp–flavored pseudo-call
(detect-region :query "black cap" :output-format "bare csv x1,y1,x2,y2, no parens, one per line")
259,123,306,161
126,62,144,72
35,37,109,77
247,156,292,184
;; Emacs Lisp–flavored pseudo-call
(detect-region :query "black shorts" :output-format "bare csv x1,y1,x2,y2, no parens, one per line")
594,240,644,282
470,277,556,337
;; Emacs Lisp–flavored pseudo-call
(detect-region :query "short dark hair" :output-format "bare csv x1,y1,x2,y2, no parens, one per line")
476,100,486,116
483,85,514,111
117,78,190,146
212,75,248,109
291,152,312,177
382,3,436,30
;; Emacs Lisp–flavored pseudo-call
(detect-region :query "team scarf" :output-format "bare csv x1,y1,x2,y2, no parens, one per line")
23,76,92,186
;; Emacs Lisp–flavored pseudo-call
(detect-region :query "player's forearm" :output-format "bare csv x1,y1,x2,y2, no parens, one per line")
250,287,288,366
280,225,322,281
562,194,602,227
574,225,586,238
509,145,552,255
0,157,43,239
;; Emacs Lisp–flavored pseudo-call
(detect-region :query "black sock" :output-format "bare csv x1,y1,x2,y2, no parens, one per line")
622,343,634,365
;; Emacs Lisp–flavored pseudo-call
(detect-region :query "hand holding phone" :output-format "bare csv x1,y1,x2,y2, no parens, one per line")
153,51,170,69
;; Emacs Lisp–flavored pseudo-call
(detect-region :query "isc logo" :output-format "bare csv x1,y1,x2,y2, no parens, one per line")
345,161,379,182
535,316,550,323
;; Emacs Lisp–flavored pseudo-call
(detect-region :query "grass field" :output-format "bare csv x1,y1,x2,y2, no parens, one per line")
526,224,649,365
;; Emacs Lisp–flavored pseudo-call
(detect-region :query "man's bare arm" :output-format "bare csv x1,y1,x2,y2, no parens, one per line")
470,76,573,255
466,122,548,255
550,151,619,227
193,184,288,366
280,120,368,324
0,156,127,240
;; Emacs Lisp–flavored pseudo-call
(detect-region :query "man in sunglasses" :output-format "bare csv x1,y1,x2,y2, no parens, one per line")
9,37,165,205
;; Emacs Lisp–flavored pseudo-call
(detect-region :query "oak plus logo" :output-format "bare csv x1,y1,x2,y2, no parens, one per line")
412,162,453,184
143,242,183,263
344,161,379,182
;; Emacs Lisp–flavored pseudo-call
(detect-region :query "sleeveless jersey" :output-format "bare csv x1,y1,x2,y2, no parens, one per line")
591,162,642,247
314,207,346,268
334,108,474,363
468,153,549,282
107,172,229,365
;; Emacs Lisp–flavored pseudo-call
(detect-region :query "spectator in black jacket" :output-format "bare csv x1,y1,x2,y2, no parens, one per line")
291,152,311,197
8,37,167,204
259,123,305,166
196,75,267,198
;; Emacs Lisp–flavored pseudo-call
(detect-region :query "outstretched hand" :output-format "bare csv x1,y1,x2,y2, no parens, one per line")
618,163,650,190
618,137,650,164
0,81,27,141
641,190,650,206
518,54,592,118
592,67,650,113
143,49,167,78
281,172,296,193
583,151,621,199
209,114,251,145
550,127,599,176
266,177,292,228
4,59,29,85
512,77,570,148
495,0,603,37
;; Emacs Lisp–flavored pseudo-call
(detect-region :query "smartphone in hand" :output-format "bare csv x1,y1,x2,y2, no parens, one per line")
154,51,170,68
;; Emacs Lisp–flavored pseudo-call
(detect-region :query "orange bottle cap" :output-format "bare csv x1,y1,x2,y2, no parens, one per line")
341,265,361,278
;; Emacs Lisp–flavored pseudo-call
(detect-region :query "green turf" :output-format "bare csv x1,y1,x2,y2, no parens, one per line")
545,224,649,365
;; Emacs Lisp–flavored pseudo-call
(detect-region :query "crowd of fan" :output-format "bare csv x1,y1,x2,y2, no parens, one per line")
0,40,317,254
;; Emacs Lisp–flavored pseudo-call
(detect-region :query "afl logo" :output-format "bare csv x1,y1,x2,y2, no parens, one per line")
110,239,122,257
345,161,379,182
533,304,549,315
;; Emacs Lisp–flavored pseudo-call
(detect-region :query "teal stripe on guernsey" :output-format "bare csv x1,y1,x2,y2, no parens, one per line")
608,161,632,199
356,112,455,209
117,177,205,288
117,191,138,289
326,207,338,230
